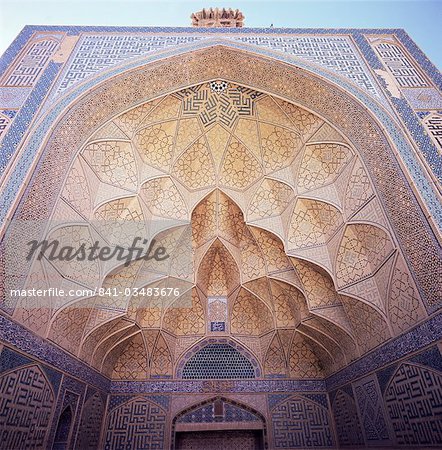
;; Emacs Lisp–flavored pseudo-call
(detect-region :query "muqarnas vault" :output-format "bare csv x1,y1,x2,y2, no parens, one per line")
0,8,441,450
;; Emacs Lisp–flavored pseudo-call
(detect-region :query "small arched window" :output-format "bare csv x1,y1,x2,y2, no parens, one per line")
52,406,73,450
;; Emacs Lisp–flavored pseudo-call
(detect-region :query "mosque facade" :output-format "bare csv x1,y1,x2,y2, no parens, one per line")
0,8,441,449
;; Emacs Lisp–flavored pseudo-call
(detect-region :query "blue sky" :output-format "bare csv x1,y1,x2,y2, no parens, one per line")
0,0,441,68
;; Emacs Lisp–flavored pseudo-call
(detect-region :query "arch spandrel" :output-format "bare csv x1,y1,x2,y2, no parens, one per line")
171,395,267,447
2,45,437,383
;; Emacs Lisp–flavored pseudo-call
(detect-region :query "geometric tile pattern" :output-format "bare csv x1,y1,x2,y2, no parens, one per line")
340,295,390,353
384,363,442,446
289,333,324,379
1,337,441,449
248,179,294,220
388,257,426,335
230,289,273,336
298,143,352,191
2,38,59,87
336,224,392,287
1,28,440,232
55,34,204,93
422,113,442,155
150,333,173,379
331,388,365,447
52,34,381,98
0,112,12,143
104,397,166,450
112,333,149,380
353,375,391,445
0,60,61,177
51,34,381,101
233,35,380,96
371,40,428,88
141,177,188,220
0,364,55,449
75,392,106,450
208,296,228,333
272,395,334,448
82,141,137,190
163,289,206,336
180,83,261,130
288,198,343,248
264,334,287,377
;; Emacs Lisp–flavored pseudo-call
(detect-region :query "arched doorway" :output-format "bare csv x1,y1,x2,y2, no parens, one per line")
52,406,73,450
172,398,267,450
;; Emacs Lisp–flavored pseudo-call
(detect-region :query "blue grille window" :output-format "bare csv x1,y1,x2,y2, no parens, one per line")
181,344,255,379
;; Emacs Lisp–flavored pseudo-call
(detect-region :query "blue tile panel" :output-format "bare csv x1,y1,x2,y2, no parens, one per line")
110,379,327,394
108,394,169,411
326,313,442,391
0,61,61,174
0,310,440,397
0,314,110,390
50,33,381,100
